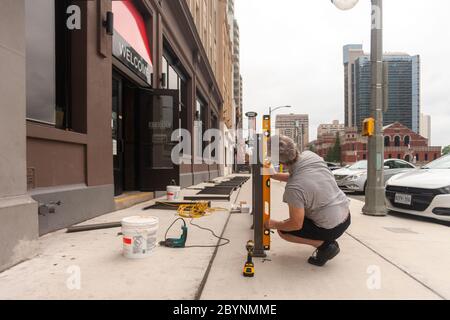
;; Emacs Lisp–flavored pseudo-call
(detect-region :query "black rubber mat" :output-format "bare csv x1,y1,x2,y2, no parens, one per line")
215,181,241,185
230,176,249,180
184,195,231,201
197,186,236,195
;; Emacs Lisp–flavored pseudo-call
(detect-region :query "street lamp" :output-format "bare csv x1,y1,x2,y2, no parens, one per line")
269,105,292,118
331,0,359,10
269,105,292,133
333,0,387,216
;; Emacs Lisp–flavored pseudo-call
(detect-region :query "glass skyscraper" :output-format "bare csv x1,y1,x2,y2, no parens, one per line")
344,45,421,133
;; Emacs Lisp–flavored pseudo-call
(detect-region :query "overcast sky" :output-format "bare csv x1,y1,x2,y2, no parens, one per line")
235,0,450,147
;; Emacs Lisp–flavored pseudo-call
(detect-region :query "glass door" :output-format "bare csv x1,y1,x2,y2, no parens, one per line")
138,89,180,191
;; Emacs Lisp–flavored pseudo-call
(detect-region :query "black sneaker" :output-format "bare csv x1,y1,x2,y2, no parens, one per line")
308,241,340,267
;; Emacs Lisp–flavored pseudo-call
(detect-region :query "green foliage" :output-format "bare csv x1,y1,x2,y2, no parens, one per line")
325,133,342,163
443,145,450,155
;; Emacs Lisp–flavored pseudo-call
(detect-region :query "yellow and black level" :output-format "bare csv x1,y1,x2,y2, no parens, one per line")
251,116,271,257
262,115,271,251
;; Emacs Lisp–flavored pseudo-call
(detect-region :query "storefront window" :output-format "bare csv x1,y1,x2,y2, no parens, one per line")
194,96,208,159
194,100,201,159
25,0,74,129
168,65,178,90
25,0,56,124
180,79,188,131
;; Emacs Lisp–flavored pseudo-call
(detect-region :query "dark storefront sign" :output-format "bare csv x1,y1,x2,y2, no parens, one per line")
113,32,151,84
112,0,153,85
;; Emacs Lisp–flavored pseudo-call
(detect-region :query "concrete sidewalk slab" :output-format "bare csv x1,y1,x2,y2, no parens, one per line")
200,180,443,300
346,200,450,299
0,176,246,300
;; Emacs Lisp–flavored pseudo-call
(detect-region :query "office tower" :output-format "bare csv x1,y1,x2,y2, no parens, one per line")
344,45,421,133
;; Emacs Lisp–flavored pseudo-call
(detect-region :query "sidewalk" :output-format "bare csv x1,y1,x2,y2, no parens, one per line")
0,176,448,300
201,180,449,300
0,179,239,300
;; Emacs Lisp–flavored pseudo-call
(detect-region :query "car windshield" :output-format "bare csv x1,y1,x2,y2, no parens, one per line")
422,155,450,169
349,161,367,170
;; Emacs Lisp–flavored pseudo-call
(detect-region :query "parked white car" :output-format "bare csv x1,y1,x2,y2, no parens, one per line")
385,154,450,222
333,159,416,193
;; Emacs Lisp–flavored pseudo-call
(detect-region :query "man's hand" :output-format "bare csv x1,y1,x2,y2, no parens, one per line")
264,219,277,230
263,163,277,176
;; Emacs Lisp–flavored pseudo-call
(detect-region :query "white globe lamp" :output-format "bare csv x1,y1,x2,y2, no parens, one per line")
331,0,359,10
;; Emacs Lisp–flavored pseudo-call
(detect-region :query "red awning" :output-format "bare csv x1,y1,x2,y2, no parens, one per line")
112,0,152,67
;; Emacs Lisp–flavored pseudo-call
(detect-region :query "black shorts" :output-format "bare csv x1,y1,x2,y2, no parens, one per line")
280,214,351,242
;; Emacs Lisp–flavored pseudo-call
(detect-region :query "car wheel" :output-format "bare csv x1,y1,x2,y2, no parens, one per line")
363,181,367,195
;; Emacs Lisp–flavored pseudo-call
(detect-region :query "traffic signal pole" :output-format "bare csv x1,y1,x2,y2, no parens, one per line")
363,0,387,216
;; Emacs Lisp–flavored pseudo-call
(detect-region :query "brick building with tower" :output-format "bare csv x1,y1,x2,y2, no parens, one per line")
340,123,441,165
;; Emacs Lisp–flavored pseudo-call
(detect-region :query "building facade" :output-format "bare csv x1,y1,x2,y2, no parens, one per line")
275,114,309,152
187,0,235,177
227,0,244,171
343,44,365,128
0,0,233,271
420,113,431,145
344,45,421,133
340,123,441,165
313,120,346,159
317,120,345,137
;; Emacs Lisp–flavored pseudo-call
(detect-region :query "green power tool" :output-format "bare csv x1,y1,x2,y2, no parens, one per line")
159,218,188,248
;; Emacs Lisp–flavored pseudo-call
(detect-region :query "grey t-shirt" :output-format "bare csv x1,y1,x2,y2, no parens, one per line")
283,151,350,229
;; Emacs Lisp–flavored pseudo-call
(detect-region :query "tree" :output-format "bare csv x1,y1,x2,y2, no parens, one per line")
443,145,450,156
325,133,342,163
308,143,316,154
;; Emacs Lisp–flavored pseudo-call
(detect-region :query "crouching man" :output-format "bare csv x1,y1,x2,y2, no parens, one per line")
265,135,351,267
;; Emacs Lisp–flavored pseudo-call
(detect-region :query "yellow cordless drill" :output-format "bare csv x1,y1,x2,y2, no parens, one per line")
243,240,255,277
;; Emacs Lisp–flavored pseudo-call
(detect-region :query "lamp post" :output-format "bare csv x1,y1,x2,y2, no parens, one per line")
332,0,387,216
269,105,291,135
269,105,292,117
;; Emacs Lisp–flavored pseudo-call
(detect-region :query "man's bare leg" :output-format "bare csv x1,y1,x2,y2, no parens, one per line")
277,230,324,248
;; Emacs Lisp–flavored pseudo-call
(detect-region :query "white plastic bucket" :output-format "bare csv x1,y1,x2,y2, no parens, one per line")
167,185,181,201
121,216,159,259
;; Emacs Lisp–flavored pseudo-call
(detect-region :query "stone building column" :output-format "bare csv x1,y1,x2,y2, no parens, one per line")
0,0,39,272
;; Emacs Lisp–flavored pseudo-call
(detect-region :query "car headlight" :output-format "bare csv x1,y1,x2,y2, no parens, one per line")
346,173,365,181
438,185,450,194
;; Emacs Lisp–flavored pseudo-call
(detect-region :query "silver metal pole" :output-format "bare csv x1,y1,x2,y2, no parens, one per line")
363,0,387,216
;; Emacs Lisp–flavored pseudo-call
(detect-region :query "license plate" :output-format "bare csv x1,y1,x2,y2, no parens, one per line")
395,193,412,205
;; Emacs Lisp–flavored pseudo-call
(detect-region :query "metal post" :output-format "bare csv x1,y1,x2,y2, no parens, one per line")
252,134,266,257
363,0,387,216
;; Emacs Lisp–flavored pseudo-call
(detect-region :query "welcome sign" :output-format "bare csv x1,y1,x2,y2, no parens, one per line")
113,31,152,84
112,0,153,85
